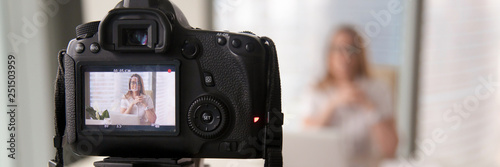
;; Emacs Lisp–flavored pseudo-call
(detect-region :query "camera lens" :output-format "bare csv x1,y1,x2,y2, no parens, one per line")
124,29,148,46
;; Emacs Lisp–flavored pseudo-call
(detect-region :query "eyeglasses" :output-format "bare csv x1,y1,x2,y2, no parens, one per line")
330,45,359,56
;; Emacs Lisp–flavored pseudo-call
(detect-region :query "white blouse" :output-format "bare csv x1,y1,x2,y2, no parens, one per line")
120,94,155,124
301,78,394,167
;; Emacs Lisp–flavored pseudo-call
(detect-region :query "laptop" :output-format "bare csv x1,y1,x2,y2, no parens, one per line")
109,112,141,126
283,129,345,167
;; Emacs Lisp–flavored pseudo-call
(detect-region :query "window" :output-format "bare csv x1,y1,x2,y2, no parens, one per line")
416,1,500,166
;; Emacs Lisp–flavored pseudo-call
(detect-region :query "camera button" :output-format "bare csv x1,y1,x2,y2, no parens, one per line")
217,37,227,45
201,111,214,124
220,142,231,152
75,43,85,53
245,43,255,52
219,141,238,152
204,72,215,87
182,40,199,59
196,104,221,132
90,43,100,53
231,39,241,48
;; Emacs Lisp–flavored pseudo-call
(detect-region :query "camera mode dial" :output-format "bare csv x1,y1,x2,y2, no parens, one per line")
188,96,228,139
76,21,100,39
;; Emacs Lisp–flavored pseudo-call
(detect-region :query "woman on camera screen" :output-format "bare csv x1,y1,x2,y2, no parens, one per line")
120,74,157,124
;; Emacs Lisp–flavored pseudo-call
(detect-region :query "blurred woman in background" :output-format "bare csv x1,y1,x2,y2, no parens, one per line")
302,26,398,167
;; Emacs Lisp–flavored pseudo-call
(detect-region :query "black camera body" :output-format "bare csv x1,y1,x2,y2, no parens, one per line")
59,0,282,163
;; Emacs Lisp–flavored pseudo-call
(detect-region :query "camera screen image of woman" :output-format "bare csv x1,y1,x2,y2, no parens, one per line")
120,74,157,125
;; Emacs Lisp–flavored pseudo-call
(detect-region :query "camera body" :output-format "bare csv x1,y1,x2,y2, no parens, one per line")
61,0,282,161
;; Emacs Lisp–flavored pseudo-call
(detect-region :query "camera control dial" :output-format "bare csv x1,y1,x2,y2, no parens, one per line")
188,96,228,139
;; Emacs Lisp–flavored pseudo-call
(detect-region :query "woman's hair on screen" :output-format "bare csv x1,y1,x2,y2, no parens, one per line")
125,73,145,98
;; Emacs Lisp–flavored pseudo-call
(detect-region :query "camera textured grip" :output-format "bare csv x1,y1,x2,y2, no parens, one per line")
196,35,252,141
64,55,77,144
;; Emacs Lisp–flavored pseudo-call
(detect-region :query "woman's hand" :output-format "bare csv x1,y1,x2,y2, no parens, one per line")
122,96,144,114
132,95,146,106
304,93,340,128
371,118,398,158
304,84,375,128
145,108,156,124
337,84,374,110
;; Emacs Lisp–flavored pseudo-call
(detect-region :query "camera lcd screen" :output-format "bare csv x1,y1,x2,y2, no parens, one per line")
82,65,177,133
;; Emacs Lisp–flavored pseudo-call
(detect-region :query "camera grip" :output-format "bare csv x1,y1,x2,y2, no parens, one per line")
64,53,77,144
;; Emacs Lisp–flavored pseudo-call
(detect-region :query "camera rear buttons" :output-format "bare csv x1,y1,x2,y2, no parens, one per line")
181,40,199,59
219,141,238,152
217,36,227,45
195,104,221,132
203,72,215,87
231,39,241,48
229,37,256,53
201,111,214,124
245,43,254,52
76,43,85,53
90,43,100,53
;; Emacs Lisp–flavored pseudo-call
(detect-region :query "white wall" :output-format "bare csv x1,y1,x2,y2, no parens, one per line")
0,0,82,166
82,0,211,29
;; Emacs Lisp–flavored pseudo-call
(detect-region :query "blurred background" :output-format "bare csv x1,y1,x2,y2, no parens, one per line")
1,0,500,166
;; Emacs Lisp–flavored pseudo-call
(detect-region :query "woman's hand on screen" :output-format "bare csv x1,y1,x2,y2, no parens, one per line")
132,96,143,106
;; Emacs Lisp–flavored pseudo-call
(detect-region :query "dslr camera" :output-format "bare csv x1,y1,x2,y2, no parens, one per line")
50,0,283,166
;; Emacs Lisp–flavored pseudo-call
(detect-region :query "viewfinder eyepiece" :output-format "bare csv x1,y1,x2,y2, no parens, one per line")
112,20,157,51
98,9,172,53
123,29,148,46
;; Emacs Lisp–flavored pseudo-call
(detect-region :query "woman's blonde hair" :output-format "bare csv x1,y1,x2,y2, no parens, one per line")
125,74,145,98
316,26,371,90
